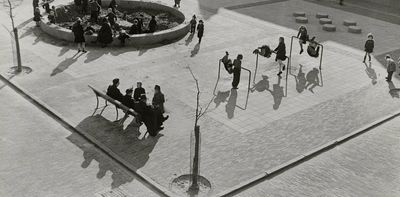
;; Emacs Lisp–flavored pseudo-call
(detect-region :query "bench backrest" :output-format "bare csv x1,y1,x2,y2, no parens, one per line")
88,85,138,116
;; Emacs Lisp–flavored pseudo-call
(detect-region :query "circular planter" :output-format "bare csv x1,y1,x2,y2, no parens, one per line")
40,0,190,46
348,26,362,34
295,16,308,24
319,18,332,25
316,13,329,18
293,11,306,17
343,20,357,26
322,24,336,32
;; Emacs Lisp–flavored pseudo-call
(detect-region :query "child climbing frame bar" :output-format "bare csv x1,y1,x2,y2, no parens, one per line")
288,36,324,87
213,59,252,110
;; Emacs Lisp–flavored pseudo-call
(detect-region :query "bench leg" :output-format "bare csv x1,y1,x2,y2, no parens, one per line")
115,106,119,121
91,96,100,116
99,100,109,115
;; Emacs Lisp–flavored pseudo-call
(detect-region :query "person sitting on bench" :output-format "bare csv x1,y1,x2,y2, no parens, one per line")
221,51,234,74
307,36,320,58
107,78,123,102
134,82,146,101
136,95,168,137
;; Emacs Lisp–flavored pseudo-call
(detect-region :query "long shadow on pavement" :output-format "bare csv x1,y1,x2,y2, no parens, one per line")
74,115,162,171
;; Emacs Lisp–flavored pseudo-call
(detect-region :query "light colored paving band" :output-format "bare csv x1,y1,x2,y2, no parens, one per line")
216,109,400,197
0,74,174,197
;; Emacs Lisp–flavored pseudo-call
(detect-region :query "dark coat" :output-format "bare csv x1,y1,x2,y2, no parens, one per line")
108,0,117,9
98,23,113,44
152,92,165,113
129,24,140,34
134,87,146,101
297,29,308,43
149,19,157,33
232,59,241,88
122,94,136,109
197,23,204,38
274,42,286,61
72,22,85,43
364,40,374,53
33,11,41,22
33,0,39,7
107,85,123,102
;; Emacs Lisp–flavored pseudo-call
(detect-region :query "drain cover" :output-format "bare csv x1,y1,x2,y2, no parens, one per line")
95,187,132,197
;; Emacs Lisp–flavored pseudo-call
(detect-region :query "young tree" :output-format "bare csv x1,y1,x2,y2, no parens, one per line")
5,0,23,73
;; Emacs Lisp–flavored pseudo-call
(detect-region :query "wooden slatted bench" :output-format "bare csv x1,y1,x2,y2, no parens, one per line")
88,85,140,124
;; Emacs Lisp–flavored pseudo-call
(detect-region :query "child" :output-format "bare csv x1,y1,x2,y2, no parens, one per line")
48,11,55,24
274,37,287,77
363,33,374,63
197,20,204,43
221,51,233,74
118,30,130,46
190,15,197,34
307,36,320,58
33,7,42,27
42,0,51,13
297,25,309,54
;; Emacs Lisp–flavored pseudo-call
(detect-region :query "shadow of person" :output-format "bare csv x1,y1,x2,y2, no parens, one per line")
190,43,200,57
388,81,400,98
267,77,284,110
58,46,71,57
185,33,195,46
84,48,109,63
364,62,377,85
214,90,230,108
70,115,163,188
51,52,83,76
225,88,238,119
138,48,148,56
251,75,269,93
293,64,307,93
305,68,320,93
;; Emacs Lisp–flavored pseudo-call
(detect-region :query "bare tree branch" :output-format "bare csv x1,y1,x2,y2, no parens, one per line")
188,66,201,125
7,0,15,30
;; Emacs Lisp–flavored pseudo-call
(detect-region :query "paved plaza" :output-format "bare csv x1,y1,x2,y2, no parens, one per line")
1,0,400,196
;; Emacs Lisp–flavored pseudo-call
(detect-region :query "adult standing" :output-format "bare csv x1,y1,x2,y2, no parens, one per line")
385,55,396,82
148,15,157,33
232,54,243,89
174,0,181,8
89,0,101,23
197,20,204,43
72,18,87,53
190,15,197,34
97,18,113,47
152,85,165,114
274,37,287,77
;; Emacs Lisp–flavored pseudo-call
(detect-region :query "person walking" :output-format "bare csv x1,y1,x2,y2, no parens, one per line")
274,37,287,77
363,33,374,63
232,54,243,89
385,55,396,82
72,18,87,53
197,20,204,43
174,0,181,8
190,15,197,34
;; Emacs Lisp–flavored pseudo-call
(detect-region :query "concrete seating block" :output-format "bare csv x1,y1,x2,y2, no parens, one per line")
348,26,362,34
316,12,329,18
295,16,308,24
319,18,332,25
293,11,306,17
343,20,357,26
322,24,336,32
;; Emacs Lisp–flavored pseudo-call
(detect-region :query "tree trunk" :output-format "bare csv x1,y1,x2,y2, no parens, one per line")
13,28,22,72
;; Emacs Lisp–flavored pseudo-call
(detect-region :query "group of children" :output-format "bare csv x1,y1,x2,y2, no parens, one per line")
106,79,169,137
33,0,57,26
189,15,205,43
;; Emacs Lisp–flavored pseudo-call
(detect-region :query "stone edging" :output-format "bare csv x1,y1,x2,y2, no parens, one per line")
40,0,190,46
216,106,400,197
0,73,176,197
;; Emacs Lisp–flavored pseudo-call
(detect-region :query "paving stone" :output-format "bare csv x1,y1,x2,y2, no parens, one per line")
322,24,336,31
295,16,308,23
348,25,362,34
343,19,357,26
319,18,332,24
293,11,306,17
316,12,329,18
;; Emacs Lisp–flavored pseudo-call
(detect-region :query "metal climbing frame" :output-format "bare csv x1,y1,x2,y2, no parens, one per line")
252,52,291,97
288,36,324,87
213,59,252,110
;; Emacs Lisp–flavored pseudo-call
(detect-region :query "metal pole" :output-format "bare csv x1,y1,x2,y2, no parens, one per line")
253,53,259,85
13,28,22,72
